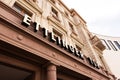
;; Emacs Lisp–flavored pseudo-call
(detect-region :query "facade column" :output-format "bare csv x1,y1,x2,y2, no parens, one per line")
79,25,96,59
100,55,112,73
47,63,57,80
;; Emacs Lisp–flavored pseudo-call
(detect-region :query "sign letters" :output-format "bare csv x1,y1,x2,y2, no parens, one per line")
22,15,100,69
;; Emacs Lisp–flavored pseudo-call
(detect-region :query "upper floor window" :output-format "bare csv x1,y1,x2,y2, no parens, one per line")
101,39,111,50
76,45,81,51
51,7,60,21
32,0,36,2
51,7,58,17
107,40,118,51
50,0,55,4
69,22,75,33
114,41,120,50
53,29,63,45
13,3,32,16
53,29,62,39
64,11,69,17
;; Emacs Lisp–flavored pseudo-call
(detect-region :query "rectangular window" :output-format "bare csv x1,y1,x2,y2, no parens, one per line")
13,3,32,16
53,29,62,39
64,11,69,17
50,0,55,4
114,41,120,50
51,7,60,21
101,39,111,50
76,45,81,51
51,7,58,17
69,22,75,33
107,40,117,51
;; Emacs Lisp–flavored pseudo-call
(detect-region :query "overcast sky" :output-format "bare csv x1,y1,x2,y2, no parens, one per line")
62,0,120,37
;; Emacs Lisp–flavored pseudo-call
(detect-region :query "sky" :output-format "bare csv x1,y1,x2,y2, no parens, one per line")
62,0,120,37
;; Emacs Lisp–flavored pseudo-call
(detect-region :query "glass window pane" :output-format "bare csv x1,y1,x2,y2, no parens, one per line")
114,41,120,50
107,40,117,51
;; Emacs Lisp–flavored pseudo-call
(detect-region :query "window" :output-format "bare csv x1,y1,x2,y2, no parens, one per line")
32,0,36,2
101,39,111,50
51,7,58,17
13,3,32,16
76,45,81,51
69,22,75,33
50,0,55,4
51,7,60,21
65,11,69,17
107,40,117,51
52,29,62,45
53,29,62,39
114,41,120,50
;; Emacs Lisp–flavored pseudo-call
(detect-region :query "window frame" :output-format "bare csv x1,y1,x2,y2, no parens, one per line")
50,0,55,4
107,40,118,51
69,22,76,33
101,39,111,50
51,7,60,22
13,2,32,17
53,29,63,40
114,41,120,50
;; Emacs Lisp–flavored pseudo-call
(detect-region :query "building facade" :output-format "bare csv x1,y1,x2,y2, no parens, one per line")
95,34,120,79
0,0,116,80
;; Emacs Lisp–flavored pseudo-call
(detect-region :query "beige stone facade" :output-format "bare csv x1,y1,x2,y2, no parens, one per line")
0,0,116,80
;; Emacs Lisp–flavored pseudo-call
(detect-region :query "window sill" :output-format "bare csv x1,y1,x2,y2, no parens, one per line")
47,16,67,34
52,15,61,22
18,0,43,14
